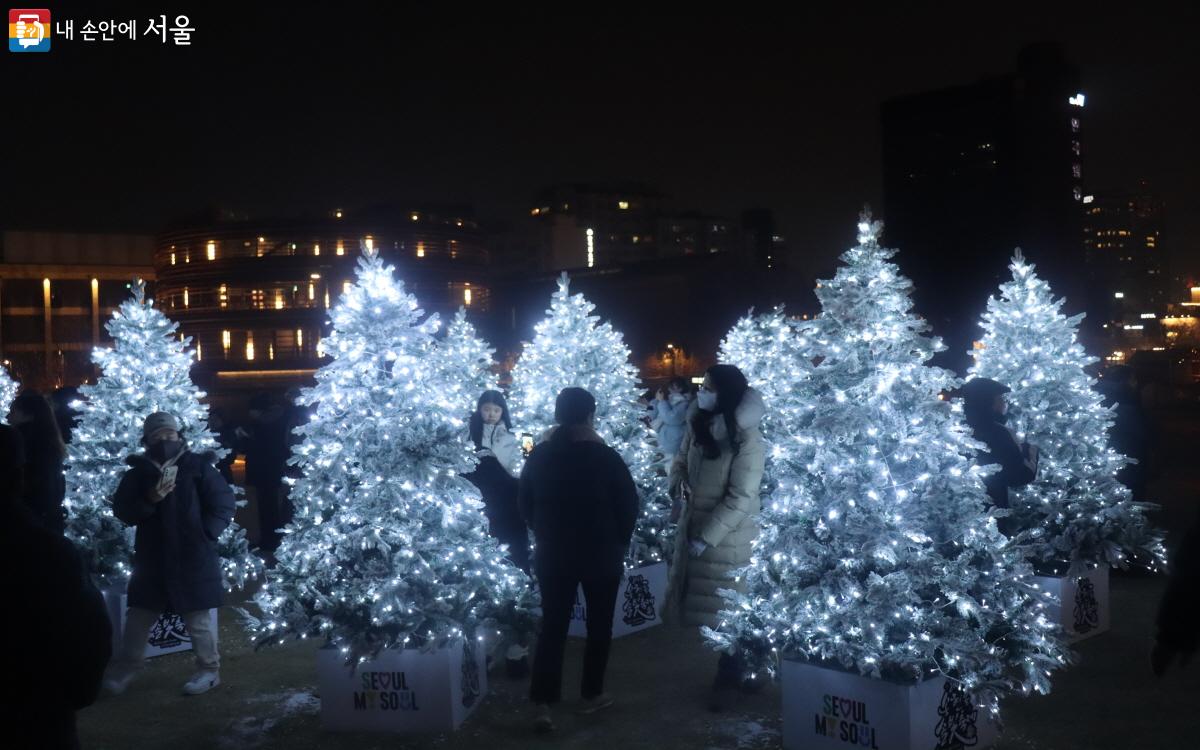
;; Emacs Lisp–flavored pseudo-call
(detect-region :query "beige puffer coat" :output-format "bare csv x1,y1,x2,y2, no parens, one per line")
665,388,766,628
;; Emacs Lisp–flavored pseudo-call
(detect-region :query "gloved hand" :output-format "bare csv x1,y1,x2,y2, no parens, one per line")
689,539,707,558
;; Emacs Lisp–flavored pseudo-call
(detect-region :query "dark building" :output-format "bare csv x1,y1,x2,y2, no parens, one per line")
881,43,1086,370
1084,184,1170,324
741,209,786,272
0,230,155,391
154,207,494,398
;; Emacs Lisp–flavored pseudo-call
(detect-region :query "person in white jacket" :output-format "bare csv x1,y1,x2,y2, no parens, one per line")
464,390,527,571
666,365,765,711
653,376,693,462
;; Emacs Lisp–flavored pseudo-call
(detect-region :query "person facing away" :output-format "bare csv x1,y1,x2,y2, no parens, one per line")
959,378,1039,513
518,387,639,733
666,364,766,711
103,412,235,697
7,390,68,534
237,392,290,552
1098,364,1152,502
1153,509,1200,677
464,390,529,572
653,376,694,461
0,424,111,750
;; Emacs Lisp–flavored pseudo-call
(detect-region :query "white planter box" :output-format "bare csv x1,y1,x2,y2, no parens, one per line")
782,659,1000,750
1032,565,1110,642
103,588,217,658
568,561,668,640
317,639,487,733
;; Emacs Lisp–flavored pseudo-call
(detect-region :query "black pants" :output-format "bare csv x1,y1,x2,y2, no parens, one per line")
530,570,621,705
253,482,290,552
714,652,745,689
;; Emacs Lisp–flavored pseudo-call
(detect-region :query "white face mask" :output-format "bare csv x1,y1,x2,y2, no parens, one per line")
696,390,717,411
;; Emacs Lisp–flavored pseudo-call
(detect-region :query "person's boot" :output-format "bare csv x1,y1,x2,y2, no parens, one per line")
103,666,136,696
578,693,614,714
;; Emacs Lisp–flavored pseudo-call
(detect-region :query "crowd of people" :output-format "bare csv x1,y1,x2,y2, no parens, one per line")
4,363,1198,746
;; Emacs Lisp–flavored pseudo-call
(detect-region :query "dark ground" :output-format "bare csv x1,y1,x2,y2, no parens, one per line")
78,409,1200,749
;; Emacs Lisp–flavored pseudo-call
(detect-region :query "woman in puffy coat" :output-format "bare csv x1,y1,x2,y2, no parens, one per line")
666,364,765,710
464,390,528,572
653,376,693,462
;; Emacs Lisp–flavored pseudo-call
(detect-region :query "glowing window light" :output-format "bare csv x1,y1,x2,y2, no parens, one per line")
586,228,595,268
416,242,425,258
1140,313,1156,319
343,281,351,295
308,282,315,301
1114,292,1124,299
364,236,374,252
334,209,343,219
183,288,189,308
219,284,228,309
324,290,330,308
246,333,256,361
313,243,321,256
268,342,275,361
336,240,345,256
196,342,202,361
617,200,630,210
274,290,284,310
411,212,420,222
297,329,304,348
206,241,216,260
170,252,176,265
464,284,472,306
222,330,231,352
1069,93,1085,107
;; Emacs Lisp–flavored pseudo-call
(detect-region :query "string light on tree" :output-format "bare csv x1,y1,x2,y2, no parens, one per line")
436,307,498,419
969,251,1166,575
249,244,537,664
0,361,19,423
63,280,262,592
509,272,672,564
705,217,1068,719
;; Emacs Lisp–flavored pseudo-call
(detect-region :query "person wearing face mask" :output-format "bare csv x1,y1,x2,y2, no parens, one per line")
666,364,766,711
103,412,236,697
959,378,1039,518
653,376,693,463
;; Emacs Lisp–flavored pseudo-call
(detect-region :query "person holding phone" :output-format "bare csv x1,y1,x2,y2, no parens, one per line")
103,412,236,697
959,378,1039,530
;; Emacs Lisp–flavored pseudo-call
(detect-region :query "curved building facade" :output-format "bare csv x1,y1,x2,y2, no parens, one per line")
155,208,492,393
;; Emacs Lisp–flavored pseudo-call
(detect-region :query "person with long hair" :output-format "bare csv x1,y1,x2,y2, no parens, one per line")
652,376,693,462
8,390,68,534
666,364,766,711
464,390,529,572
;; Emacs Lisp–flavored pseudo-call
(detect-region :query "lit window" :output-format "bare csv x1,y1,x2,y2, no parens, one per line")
297,329,304,348
464,284,472,306
222,330,231,352
246,333,255,361
1083,195,1094,204
364,236,374,252
268,342,275,361
411,212,420,222
343,281,351,294
617,200,630,210
586,228,595,268
416,242,425,258
170,252,176,266
308,282,315,301
324,290,330,308
183,288,189,308
1114,292,1125,299
274,290,284,310
1071,117,1080,131
336,240,345,256
195,342,202,361
531,208,541,216
1072,164,1082,179
1069,93,1086,107
313,243,321,256
219,284,228,309
206,241,216,261
335,209,343,219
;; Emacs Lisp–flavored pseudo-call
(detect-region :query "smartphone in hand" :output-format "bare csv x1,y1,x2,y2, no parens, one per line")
159,465,178,490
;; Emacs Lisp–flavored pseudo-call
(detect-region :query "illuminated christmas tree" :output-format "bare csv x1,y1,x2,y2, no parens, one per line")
63,280,261,592
0,362,19,423
509,273,671,564
437,307,498,418
706,218,1067,717
252,246,536,663
969,252,1165,575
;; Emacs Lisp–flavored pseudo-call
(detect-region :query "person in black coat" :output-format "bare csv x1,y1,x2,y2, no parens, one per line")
1153,512,1200,676
0,424,111,749
1098,364,1152,502
8,390,68,534
960,378,1039,521
237,392,290,551
518,388,639,732
104,412,235,697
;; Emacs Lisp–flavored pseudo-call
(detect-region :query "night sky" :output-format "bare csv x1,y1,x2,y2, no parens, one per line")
6,4,1198,278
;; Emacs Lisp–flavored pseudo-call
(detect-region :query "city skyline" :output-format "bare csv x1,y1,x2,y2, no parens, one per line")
6,7,1197,287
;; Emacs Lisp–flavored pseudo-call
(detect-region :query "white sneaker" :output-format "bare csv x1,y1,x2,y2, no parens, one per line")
103,669,135,696
182,671,220,695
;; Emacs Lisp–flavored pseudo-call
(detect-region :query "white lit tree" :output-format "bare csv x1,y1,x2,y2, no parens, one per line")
969,252,1166,575
250,247,537,663
706,218,1067,718
63,280,262,592
436,307,498,418
0,361,18,422
509,273,671,564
